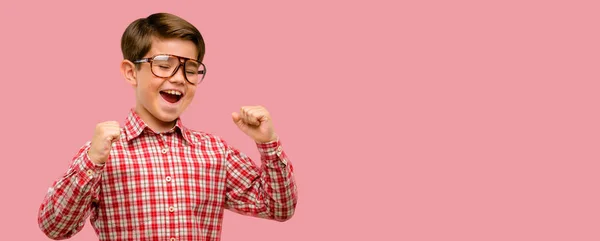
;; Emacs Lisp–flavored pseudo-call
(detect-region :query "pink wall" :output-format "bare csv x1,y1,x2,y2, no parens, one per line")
1,0,599,240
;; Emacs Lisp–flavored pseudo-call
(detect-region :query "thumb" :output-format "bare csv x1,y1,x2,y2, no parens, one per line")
104,137,114,149
231,112,241,122
231,112,245,127
111,131,121,143
106,133,119,147
232,112,250,132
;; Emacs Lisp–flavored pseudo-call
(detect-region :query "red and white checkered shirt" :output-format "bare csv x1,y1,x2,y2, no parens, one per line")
38,109,297,241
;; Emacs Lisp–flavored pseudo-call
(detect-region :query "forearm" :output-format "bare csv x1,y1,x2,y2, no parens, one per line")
225,139,298,221
38,146,103,239
257,140,297,220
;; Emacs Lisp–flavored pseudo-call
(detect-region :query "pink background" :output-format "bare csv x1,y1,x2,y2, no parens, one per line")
1,0,599,240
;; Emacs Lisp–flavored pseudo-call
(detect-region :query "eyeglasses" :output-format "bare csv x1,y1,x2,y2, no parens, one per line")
134,54,206,85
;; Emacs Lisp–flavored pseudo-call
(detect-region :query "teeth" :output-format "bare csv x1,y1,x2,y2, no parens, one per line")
163,90,182,96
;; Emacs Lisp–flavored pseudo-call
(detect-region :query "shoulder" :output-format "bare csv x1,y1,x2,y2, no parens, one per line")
184,128,229,149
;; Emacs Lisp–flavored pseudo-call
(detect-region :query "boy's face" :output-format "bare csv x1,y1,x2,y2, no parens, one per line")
124,38,199,128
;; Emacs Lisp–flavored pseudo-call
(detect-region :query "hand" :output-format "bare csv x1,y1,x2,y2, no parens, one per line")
88,121,121,165
232,106,278,143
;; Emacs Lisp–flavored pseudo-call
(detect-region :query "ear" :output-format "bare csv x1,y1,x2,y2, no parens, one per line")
121,59,138,87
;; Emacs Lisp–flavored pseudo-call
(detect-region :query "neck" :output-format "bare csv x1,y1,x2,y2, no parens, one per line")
134,105,176,133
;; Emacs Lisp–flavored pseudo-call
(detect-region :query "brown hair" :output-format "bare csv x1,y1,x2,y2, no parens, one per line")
121,13,206,65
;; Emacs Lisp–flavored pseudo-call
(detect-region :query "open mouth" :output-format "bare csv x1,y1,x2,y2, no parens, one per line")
160,90,183,103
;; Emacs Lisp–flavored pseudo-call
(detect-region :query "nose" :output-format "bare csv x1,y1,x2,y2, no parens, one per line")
168,63,186,84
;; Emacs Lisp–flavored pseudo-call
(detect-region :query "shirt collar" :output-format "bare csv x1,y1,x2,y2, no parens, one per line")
123,108,193,144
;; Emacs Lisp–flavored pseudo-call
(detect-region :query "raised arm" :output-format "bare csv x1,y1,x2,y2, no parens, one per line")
223,106,298,221
38,142,103,239
223,139,297,221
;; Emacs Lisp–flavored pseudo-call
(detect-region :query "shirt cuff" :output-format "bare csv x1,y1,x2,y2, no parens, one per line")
256,139,286,166
74,148,104,185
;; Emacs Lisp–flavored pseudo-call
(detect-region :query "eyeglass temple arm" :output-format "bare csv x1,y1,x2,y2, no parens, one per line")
133,58,151,64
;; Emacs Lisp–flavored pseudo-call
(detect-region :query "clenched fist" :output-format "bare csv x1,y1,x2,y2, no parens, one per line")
232,106,278,143
88,121,121,165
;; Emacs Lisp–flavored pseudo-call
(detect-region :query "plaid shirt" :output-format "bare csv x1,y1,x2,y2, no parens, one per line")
38,109,297,241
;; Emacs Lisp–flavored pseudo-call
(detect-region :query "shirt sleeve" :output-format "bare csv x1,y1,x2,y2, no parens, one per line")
223,138,298,221
37,142,104,239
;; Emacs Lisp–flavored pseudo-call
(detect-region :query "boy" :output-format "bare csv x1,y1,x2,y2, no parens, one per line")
37,12,297,241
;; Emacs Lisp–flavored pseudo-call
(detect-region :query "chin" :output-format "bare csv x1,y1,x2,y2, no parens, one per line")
155,111,181,123
141,98,189,124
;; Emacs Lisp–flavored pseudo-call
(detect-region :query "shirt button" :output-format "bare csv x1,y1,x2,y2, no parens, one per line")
165,176,172,182
161,148,168,154
170,238,177,241
86,170,94,177
168,206,175,212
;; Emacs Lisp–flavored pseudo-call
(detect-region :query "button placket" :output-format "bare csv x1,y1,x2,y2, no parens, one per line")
158,133,169,154
157,132,179,237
